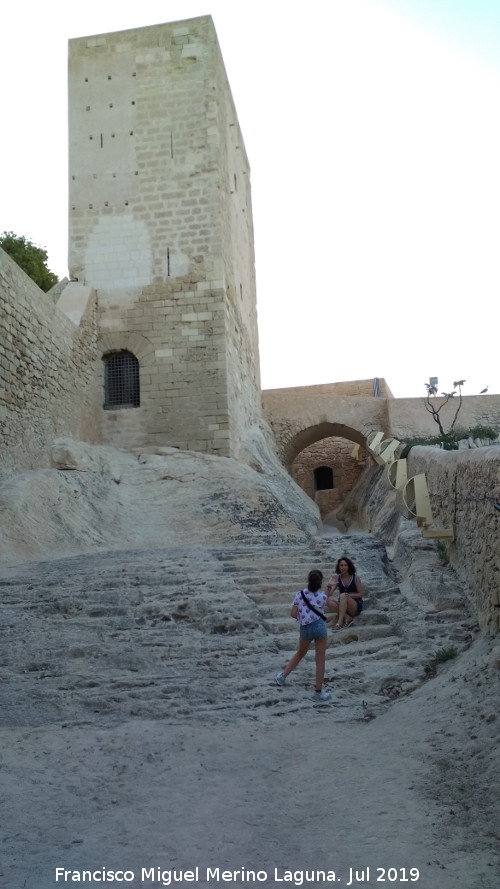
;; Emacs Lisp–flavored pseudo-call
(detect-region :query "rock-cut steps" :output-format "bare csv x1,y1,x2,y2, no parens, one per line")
213,532,478,720
0,533,478,727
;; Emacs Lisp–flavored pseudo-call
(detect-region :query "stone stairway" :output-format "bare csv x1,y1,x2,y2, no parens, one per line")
212,533,478,720
0,533,478,728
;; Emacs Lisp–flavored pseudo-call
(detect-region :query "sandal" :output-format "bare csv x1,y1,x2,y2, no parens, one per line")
343,619,354,629
333,624,343,631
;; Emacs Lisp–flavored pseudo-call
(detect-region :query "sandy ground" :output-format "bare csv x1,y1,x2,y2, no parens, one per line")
2,630,499,889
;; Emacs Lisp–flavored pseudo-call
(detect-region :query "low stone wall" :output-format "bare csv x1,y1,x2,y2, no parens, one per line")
406,446,499,632
338,446,500,633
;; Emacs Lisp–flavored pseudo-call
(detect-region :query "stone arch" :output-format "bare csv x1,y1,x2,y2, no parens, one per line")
98,332,155,425
284,421,367,470
98,331,154,364
289,423,370,519
261,388,389,469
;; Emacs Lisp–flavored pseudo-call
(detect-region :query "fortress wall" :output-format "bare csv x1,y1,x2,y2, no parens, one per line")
263,384,500,468
68,17,261,457
264,379,393,399
387,395,500,441
0,250,101,470
407,447,500,632
97,279,229,454
214,34,262,452
341,446,500,632
262,387,390,467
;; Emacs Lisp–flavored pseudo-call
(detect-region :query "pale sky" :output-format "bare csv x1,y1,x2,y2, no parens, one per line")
2,0,500,398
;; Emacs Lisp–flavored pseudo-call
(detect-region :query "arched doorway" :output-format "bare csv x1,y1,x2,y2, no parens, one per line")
290,425,368,518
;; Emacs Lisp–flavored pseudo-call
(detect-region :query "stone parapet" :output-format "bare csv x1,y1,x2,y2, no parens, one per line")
339,446,500,633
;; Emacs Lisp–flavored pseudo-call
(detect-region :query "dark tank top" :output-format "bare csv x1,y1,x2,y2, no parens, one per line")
338,574,359,595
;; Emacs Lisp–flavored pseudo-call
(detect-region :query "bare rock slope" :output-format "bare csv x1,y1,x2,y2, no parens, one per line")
0,437,499,889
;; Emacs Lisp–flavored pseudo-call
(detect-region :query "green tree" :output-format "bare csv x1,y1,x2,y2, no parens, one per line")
0,230,58,292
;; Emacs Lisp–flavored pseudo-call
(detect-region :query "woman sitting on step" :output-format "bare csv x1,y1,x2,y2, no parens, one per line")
325,556,363,630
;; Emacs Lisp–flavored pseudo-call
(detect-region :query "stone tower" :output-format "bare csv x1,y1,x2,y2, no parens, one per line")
68,16,261,457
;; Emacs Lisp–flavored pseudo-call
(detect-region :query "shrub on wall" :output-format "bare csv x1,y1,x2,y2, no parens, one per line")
400,425,499,456
0,231,58,293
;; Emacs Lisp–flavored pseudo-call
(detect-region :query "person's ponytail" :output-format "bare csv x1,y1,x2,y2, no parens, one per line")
307,569,323,593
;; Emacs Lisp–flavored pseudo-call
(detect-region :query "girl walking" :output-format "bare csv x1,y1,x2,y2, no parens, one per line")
275,569,333,702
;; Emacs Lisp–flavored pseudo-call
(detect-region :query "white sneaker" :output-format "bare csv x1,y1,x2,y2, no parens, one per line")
275,671,286,686
313,690,331,703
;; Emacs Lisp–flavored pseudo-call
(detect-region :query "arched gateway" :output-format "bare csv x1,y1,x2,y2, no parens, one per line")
262,380,391,469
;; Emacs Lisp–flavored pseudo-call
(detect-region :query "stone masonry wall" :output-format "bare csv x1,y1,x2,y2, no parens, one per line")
406,446,500,633
68,17,261,457
214,36,261,444
388,396,500,442
0,249,102,469
263,383,500,467
292,437,369,517
97,281,229,454
341,446,500,632
262,384,391,467
271,379,394,398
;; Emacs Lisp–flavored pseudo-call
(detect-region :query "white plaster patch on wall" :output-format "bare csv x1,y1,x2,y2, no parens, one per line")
168,251,190,278
84,215,152,289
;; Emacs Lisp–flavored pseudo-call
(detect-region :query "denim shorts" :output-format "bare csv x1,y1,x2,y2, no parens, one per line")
300,618,327,641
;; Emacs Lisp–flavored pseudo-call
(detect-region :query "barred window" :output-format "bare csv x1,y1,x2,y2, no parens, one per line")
103,351,140,409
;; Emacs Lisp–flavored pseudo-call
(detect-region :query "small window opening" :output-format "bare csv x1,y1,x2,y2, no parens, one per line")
103,351,140,409
314,466,334,491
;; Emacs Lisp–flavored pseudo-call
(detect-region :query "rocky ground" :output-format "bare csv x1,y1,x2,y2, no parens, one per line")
0,440,499,889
